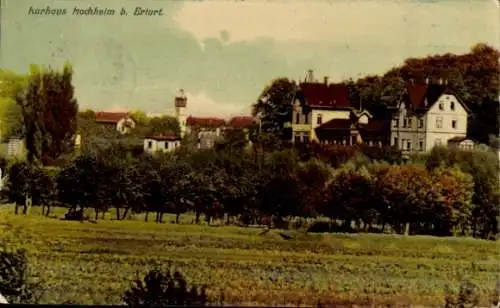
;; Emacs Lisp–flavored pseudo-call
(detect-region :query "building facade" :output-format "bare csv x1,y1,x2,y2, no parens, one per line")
285,79,389,146
390,82,469,156
143,133,182,154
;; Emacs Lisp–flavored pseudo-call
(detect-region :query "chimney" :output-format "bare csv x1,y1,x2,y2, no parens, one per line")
323,76,329,85
306,69,314,83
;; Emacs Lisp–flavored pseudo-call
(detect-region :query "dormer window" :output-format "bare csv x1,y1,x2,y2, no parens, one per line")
450,101,455,111
439,102,444,110
392,117,399,128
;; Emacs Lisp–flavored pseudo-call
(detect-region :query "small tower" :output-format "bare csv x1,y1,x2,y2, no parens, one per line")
174,89,188,137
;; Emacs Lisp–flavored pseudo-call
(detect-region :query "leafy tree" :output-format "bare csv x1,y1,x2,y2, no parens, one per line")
431,167,474,236
16,64,78,165
323,166,375,231
130,110,150,126
252,78,297,137
123,267,207,307
0,70,28,141
56,154,100,219
375,164,438,235
296,158,333,217
148,115,180,135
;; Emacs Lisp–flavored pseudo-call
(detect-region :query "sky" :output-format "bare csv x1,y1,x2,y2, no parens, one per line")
0,0,498,118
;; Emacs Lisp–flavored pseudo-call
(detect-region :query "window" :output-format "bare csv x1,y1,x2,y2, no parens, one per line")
403,118,408,128
393,137,398,146
450,101,455,111
401,139,406,148
407,118,412,128
147,141,152,149
294,135,301,143
303,134,310,143
392,118,399,128
407,140,412,150
439,102,444,110
452,120,457,129
419,139,423,150
418,118,424,128
304,114,309,124
295,113,300,124
317,114,322,125
165,142,169,149
436,116,443,128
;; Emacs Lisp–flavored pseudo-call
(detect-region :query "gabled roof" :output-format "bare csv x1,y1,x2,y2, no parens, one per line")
447,136,469,143
186,116,226,127
228,116,255,129
297,82,351,109
403,83,470,113
145,133,181,141
315,119,355,131
95,112,131,123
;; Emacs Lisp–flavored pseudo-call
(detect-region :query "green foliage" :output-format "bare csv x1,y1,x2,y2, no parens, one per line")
252,78,297,137
123,267,207,306
16,64,78,165
0,245,44,304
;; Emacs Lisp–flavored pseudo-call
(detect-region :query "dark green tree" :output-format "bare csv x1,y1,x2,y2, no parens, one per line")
16,64,78,165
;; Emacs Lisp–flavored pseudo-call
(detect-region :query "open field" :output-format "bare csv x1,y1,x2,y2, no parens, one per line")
0,205,498,306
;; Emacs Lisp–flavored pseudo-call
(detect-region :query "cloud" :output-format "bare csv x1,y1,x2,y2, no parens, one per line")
0,0,497,118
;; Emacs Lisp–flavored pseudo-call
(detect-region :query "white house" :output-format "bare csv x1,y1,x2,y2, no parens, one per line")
390,80,470,156
144,133,182,154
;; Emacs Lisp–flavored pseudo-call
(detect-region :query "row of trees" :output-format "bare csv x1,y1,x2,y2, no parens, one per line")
5,140,499,239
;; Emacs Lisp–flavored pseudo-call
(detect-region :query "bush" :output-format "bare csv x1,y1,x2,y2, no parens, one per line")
123,267,208,306
0,246,44,304
445,280,480,308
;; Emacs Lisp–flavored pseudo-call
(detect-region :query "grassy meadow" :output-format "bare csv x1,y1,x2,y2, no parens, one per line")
0,205,498,306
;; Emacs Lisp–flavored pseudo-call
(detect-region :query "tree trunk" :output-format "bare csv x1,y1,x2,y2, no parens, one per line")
95,209,99,220
116,208,121,220
145,211,149,222
175,213,181,224
101,211,105,219
159,212,165,223
155,211,160,223
14,203,19,215
45,204,51,217
404,222,410,236
121,208,130,220
195,212,201,224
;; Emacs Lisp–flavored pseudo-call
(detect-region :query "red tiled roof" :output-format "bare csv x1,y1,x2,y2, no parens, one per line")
405,83,467,112
145,133,181,141
315,119,354,131
95,112,130,123
298,83,351,109
228,116,254,129
186,116,226,127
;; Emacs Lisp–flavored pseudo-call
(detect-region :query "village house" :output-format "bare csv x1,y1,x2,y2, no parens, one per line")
389,79,470,156
285,71,389,146
94,111,136,134
143,133,182,154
